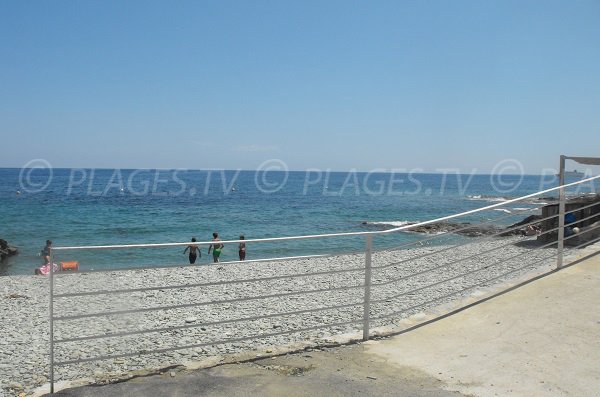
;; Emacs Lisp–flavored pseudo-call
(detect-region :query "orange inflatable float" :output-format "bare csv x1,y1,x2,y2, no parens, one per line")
60,261,79,271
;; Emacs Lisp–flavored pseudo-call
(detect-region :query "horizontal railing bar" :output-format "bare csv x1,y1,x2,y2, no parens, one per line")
564,211,600,227
372,225,599,321
535,212,600,246
54,318,362,366
55,265,365,298
86,255,329,274
54,208,574,299
375,218,596,289
51,205,546,278
51,224,597,323
55,227,587,343
564,200,600,214
568,233,600,250
372,250,558,322
373,211,560,272
372,236,540,288
540,221,592,234
55,301,364,344
371,236,559,304
60,251,366,276
51,176,600,252
563,224,600,242
57,201,578,277
53,234,369,251
46,174,600,396
54,282,365,321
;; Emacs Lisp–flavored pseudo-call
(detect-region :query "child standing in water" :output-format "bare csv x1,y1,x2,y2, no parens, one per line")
238,235,246,261
183,237,201,264
208,232,224,263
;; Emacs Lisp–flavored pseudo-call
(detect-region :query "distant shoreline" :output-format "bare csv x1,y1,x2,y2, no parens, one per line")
0,166,573,177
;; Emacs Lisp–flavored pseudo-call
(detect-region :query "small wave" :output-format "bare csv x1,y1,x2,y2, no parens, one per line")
493,208,512,214
519,200,550,206
467,195,509,203
512,207,537,212
362,220,415,228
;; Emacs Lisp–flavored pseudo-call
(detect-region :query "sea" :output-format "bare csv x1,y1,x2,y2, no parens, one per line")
1,168,597,275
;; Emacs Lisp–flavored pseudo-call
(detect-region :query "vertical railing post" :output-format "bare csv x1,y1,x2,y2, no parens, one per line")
557,155,566,269
362,234,373,341
49,250,55,394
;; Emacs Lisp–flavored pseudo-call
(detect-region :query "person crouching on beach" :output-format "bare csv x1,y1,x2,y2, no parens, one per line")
183,237,201,264
238,235,246,261
208,232,224,263
35,240,54,275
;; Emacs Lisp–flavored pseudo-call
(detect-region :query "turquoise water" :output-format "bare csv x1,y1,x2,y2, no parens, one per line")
1,168,595,275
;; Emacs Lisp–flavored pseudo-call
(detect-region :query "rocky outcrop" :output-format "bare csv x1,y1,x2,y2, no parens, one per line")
362,215,547,238
0,239,19,262
361,221,502,237
500,215,544,236
408,222,503,237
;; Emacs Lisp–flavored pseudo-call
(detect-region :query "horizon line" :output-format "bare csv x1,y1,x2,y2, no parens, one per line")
0,166,574,177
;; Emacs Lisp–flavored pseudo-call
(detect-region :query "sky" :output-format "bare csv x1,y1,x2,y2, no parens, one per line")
1,0,599,173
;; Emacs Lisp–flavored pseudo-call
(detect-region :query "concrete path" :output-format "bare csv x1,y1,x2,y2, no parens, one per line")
48,344,462,397
365,247,600,397
44,247,600,397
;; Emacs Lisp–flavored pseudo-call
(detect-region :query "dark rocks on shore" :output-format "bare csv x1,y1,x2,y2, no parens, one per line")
0,239,19,262
538,196,558,202
362,216,543,238
363,194,599,239
409,222,503,237
361,221,502,237
500,215,544,236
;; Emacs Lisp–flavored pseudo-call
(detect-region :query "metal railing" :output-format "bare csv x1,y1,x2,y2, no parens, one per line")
47,175,600,393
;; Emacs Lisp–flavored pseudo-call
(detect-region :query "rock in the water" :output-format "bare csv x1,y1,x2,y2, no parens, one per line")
0,239,19,262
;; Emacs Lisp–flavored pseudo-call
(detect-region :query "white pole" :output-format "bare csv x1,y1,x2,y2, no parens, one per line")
49,248,55,394
557,155,566,269
362,235,373,341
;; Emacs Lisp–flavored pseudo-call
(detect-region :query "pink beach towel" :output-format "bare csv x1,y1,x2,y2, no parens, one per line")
37,263,59,275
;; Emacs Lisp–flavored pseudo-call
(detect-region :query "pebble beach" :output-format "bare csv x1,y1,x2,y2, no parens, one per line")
0,235,569,396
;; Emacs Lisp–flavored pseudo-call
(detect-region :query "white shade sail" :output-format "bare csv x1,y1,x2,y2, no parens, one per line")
565,156,600,166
